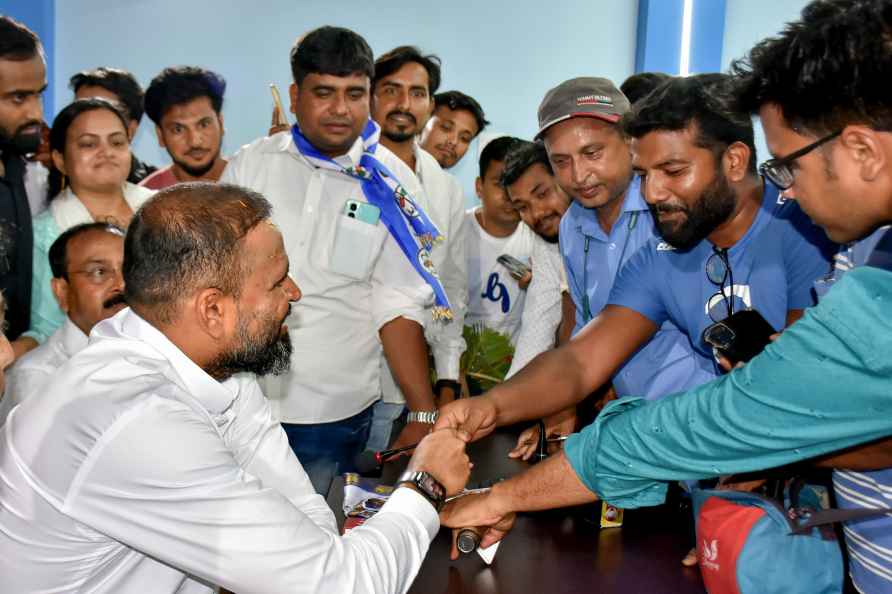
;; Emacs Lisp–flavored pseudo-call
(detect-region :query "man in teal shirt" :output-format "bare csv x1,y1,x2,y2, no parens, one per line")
438,1,892,579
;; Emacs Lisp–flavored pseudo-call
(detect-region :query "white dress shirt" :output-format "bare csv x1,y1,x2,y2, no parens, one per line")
506,237,568,378
220,132,433,423
1,317,88,424
380,145,468,404
0,308,439,594
24,160,48,216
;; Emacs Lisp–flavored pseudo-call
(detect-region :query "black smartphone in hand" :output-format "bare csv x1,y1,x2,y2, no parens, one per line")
702,309,776,366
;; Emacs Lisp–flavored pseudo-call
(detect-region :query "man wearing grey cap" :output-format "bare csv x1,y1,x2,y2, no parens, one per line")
436,75,834,493
511,77,714,454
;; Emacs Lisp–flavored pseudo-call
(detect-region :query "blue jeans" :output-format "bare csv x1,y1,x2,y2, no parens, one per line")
365,401,406,452
281,405,373,496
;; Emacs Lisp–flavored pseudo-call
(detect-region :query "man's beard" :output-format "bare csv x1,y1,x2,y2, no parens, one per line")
0,120,42,155
381,111,418,143
650,170,737,250
383,128,416,143
173,146,221,178
206,309,292,381
535,222,559,244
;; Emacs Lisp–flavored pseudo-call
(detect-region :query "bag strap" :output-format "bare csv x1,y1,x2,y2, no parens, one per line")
787,476,892,535
791,506,892,535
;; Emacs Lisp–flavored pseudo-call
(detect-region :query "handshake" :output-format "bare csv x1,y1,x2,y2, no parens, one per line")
403,425,517,560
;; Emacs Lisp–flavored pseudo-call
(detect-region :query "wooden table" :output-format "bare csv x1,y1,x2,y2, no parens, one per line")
327,429,707,593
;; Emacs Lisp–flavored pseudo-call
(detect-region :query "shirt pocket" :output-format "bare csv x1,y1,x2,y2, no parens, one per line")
329,212,385,281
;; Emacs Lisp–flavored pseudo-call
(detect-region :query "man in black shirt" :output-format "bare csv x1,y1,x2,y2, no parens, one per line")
0,16,46,359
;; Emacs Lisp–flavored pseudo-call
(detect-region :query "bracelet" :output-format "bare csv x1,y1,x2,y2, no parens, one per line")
406,410,439,424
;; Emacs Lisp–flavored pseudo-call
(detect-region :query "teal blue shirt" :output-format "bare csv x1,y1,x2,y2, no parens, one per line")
24,210,65,343
565,266,892,508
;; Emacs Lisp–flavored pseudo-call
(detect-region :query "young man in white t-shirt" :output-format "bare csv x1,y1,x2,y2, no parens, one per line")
465,136,535,344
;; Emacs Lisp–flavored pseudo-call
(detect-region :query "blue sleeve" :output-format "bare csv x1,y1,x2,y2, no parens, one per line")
565,266,892,508
783,203,836,310
606,241,669,326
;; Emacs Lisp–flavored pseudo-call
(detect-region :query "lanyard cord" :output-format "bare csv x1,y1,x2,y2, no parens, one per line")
581,211,640,323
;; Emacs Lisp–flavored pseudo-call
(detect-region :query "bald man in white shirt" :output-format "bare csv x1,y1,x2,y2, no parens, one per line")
3,222,126,420
0,183,472,594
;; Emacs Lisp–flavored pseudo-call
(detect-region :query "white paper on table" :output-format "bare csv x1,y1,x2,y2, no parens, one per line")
476,540,500,564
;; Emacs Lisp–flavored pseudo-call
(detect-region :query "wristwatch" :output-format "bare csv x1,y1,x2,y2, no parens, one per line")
406,410,439,424
397,470,446,511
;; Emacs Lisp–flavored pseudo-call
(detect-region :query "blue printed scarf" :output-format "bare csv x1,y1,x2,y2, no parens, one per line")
291,119,452,319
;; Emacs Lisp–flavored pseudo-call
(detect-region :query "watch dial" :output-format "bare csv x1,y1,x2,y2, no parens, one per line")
421,474,445,499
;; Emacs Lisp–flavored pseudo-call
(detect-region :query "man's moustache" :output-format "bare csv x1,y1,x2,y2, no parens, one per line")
387,111,416,124
103,293,127,309
655,205,686,214
15,120,42,136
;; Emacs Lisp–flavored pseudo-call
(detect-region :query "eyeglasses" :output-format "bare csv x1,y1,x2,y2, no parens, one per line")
69,265,122,285
705,248,733,322
759,130,841,189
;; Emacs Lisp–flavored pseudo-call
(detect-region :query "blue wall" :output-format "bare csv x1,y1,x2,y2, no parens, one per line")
51,0,639,206
5,0,814,203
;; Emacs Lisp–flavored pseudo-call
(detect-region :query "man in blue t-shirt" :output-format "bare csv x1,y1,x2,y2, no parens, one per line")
539,77,714,404
435,72,834,462
510,79,718,457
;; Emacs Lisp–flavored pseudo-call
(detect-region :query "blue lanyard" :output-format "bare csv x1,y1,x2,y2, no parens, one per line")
581,211,640,322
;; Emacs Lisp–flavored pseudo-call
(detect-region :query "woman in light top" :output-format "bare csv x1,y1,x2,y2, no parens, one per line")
22,98,154,348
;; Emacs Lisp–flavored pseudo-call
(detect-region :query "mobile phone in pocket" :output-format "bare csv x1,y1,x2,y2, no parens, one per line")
344,200,381,225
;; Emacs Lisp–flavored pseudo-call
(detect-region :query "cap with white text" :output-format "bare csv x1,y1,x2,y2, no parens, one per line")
536,77,630,139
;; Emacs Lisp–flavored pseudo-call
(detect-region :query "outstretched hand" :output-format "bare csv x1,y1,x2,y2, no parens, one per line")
434,397,499,443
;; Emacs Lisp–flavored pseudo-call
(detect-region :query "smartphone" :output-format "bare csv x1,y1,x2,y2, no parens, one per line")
702,309,776,365
344,200,381,225
497,254,531,280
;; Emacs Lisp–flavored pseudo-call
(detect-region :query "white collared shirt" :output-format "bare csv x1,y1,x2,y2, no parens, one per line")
380,145,468,403
1,317,88,424
221,132,433,423
506,237,568,378
0,308,439,594
50,182,154,230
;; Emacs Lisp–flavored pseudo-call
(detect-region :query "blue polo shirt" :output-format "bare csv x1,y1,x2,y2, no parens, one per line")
559,176,716,400
608,182,835,365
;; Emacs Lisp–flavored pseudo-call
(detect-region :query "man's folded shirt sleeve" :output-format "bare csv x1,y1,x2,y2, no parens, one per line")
566,267,892,509
607,241,670,326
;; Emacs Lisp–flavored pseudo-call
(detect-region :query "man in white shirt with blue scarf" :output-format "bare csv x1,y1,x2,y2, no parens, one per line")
222,26,447,494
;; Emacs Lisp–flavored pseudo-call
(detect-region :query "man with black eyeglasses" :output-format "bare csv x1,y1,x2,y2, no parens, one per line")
434,73,834,448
